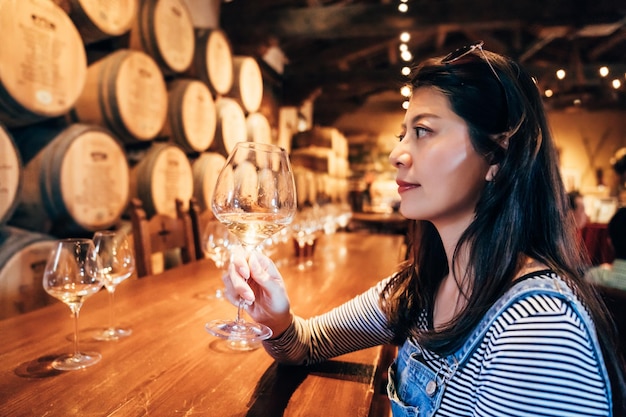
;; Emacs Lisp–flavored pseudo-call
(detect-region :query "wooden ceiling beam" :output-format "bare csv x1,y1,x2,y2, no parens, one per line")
221,1,625,40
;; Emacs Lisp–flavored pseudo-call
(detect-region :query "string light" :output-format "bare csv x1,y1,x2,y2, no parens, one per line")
599,66,609,77
556,69,566,80
397,1,410,108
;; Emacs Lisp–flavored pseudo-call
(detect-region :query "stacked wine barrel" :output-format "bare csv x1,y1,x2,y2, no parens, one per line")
0,0,287,317
291,126,351,207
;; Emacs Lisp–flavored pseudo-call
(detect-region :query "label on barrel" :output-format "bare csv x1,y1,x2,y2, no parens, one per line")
152,0,195,73
0,0,87,117
206,30,233,95
179,80,216,151
116,51,168,140
60,130,130,229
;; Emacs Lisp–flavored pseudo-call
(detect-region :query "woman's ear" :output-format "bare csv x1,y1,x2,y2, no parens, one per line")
486,164,499,182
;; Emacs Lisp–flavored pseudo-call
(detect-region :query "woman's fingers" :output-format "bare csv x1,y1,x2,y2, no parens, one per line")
223,245,254,302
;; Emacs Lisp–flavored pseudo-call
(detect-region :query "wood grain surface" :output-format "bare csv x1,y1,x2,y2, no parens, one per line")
0,232,404,417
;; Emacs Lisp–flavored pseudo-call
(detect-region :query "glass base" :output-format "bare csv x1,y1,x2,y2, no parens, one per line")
205,319,272,351
92,327,132,341
52,352,102,371
194,288,225,301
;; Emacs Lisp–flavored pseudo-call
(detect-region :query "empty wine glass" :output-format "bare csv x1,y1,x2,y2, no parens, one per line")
43,238,103,370
91,230,135,341
198,219,233,300
205,141,296,350
291,208,321,264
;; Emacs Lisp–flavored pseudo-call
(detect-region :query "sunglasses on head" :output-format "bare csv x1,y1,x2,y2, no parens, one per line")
441,40,502,85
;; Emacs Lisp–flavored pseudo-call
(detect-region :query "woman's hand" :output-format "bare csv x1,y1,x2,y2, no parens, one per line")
222,245,293,338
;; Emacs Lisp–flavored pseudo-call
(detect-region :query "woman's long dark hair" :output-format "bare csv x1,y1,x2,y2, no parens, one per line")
381,47,625,411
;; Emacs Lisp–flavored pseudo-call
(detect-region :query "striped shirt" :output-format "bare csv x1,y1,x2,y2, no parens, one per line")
263,273,611,416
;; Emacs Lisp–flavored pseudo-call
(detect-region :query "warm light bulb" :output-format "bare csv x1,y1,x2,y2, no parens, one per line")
399,43,408,52
544,89,553,98
401,85,411,97
401,66,411,76
398,3,408,12
399,32,410,43
599,66,609,77
401,50,412,62
402,100,410,110
612,79,621,89
556,69,566,80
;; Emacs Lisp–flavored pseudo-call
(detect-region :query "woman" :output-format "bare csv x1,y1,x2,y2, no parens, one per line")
224,42,625,416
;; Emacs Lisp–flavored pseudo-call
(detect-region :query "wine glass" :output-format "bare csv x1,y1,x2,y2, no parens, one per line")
91,230,135,341
198,219,233,300
43,238,103,370
205,141,297,350
290,208,322,268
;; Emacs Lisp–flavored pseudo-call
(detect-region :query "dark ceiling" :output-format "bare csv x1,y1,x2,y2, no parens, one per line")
219,0,626,126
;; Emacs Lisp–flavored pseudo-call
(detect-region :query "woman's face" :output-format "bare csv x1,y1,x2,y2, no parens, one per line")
389,87,493,228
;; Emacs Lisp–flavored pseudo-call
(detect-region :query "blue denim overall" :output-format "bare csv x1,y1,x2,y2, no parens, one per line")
386,273,613,417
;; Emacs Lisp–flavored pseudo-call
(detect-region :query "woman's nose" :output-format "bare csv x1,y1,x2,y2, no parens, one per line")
389,143,410,168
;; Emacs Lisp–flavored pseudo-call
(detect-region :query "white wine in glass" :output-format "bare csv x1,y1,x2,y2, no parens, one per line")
43,239,103,370
205,141,296,350
91,230,135,341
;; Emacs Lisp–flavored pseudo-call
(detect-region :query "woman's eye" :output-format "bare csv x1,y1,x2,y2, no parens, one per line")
414,126,430,138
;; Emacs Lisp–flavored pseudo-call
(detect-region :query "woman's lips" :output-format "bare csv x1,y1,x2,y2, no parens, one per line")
396,180,419,194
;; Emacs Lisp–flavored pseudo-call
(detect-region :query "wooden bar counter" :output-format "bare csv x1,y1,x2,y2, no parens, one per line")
0,232,405,417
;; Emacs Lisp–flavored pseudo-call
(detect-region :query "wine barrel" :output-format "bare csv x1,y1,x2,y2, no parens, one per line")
0,124,21,225
246,112,272,145
129,0,195,75
187,29,233,96
192,152,226,212
129,143,194,218
210,97,248,156
0,226,56,320
0,0,87,128
53,0,138,44
161,79,216,153
10,124,130,236
231,56,264,114
71,49,168,143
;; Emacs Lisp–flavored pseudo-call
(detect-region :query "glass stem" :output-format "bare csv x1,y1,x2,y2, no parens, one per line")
236,293,245,323
107,288,116,330
70,305,81,357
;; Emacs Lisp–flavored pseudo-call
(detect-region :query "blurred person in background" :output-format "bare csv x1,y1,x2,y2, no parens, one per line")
224,42,625,415
610,148,626,201
568,189,590,231
586,207,626,290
